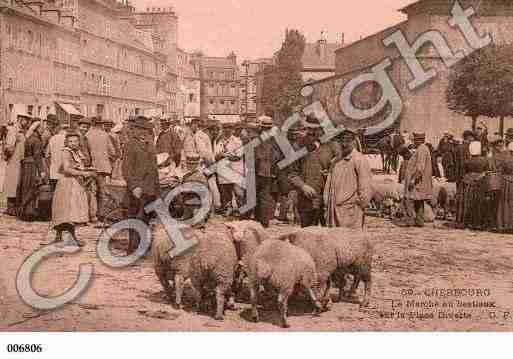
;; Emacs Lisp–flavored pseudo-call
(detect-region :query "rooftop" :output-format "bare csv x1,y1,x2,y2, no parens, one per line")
301,40,339,70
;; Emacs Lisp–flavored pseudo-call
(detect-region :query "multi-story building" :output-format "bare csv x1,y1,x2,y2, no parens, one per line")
301,35,339,83
0,0,81,122
178,49,201,121
0,0,178,125
131,5,179,118
200,52,240,123
308,0,513,145
254,34,340,118
239,58,272,121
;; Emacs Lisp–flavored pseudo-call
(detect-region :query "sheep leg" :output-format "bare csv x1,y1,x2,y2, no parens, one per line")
214,284,226,321
361,275,372,308
189,281,202,313
174,274,185,310
306,287,323,315
349,276,361,299
278,289,292,328
335,273,347,303
156,267,172,299
249,283,259,323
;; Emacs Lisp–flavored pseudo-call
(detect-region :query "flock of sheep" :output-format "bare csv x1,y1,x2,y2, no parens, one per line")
152,221,373,328
370,176,457,221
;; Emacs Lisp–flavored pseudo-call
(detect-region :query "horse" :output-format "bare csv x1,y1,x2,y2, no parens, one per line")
377,132,405,174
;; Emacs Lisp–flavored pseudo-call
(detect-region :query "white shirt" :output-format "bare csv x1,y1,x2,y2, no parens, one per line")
216,135,243,185
46,130,66,180
182,129,214,164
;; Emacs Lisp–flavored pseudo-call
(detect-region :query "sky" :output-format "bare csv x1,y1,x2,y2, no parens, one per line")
132,0,417,60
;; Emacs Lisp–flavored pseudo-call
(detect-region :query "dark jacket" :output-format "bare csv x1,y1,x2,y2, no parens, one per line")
122,136,160,197
155,128,182,166
289,141,340,210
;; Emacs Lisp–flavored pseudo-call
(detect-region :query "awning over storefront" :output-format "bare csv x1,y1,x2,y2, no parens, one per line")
56,102,82,116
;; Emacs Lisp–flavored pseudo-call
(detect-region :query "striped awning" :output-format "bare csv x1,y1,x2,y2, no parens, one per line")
56,102,82,116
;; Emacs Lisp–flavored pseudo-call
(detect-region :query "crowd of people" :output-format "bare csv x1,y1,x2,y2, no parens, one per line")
2,110,513,251
433,126,513,232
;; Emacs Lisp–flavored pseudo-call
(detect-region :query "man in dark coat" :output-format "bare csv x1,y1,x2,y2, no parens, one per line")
289,115,340,227
155,117,182,168
437,132,456,182
254,116,282,227
122,116,160,255
454,130,475,187
77,117,92,167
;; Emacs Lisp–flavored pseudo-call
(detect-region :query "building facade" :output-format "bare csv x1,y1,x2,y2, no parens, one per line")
0,0,178,124
313,0,513,145
254,34,339,118
200,52,240,123
240,58,272,120
178,49,201,121
301,36,339,83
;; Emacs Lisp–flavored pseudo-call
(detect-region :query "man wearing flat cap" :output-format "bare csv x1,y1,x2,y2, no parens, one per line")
156,117,183,170
41,114,60,150
453,130,475,191
77,117,92,167
122,116,159,255
324,129,372,229
254,115,282,227
289,114,341,227
398,132,433,227
436,131,456,182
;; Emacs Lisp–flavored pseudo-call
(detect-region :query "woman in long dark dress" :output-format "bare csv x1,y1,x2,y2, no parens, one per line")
494,142,513,232
455,141,489,230
16,120,45,221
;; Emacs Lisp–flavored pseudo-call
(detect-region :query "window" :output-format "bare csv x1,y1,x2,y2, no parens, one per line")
97,104,104,116
220,100,225,105
27,105,34,116
209,99,214,105
27,30,33,51
230,100,235,105
189,94,194,102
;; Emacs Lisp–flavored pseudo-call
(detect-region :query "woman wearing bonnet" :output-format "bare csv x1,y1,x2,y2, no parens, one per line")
51,132,96,247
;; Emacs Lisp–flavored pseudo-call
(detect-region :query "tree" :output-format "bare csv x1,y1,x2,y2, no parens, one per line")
260,29,306,123
446,43,513,135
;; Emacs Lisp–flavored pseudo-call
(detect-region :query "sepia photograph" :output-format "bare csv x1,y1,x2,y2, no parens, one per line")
0,0,512,356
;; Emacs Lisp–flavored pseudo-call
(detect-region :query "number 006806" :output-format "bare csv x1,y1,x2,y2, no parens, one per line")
6,344,43,353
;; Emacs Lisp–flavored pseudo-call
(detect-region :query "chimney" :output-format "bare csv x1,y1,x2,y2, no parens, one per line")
338,33,345,47
317,31,327,60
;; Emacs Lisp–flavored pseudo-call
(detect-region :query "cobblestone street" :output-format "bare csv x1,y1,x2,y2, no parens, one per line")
2,215,513,331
